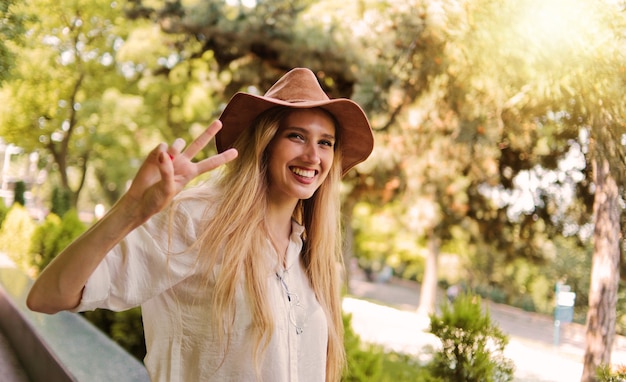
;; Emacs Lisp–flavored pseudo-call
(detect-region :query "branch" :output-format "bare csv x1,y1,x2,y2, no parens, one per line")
74,150,90,199
60,72,85,159
502,84,531,110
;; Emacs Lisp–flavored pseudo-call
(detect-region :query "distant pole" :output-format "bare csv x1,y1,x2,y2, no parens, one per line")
553,282,575,347
553,319,560,346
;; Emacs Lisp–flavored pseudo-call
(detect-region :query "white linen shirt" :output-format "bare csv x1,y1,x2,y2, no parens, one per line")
73,198,328,382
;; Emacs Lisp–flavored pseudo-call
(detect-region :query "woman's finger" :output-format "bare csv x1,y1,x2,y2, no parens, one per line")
166,138,186,160
127,143,168,200
156,146,176,196
182,120,223,159
171,138,186,152
194,148,238,175
142,143,168,176
152,143,168,162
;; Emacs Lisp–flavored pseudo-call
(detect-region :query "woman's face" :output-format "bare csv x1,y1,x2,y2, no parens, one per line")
266,108,336,203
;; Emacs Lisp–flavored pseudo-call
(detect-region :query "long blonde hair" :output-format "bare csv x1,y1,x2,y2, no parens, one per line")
178,106,345,380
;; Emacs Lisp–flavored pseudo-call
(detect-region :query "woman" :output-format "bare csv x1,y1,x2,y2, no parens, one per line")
27,68,374,381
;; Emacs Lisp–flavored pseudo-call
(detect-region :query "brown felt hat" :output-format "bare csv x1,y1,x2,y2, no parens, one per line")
217,68,374,175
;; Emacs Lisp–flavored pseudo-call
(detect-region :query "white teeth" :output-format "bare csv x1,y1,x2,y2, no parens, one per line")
292,167,315,178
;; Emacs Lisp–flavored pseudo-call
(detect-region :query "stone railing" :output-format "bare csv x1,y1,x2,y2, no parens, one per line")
0,259,150,382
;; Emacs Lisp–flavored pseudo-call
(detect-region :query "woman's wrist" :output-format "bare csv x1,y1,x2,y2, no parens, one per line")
111,193,152,230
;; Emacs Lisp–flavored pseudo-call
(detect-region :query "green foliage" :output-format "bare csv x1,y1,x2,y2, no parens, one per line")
617,281,626,335
51,187,71,218
352,202,426,282
50,209,85,256
378,352,431,382
509,293,536,313
23,208,143,362
0,0,30,84
82,308,146,361
13,180,25,206
343,312,384,380
473,284,508,305
0,206,87,276
29,209,85,274
0,0,146,209
0,204,36,272
29,212,61,273
428,294,515,382
501,236,596,324
468,234,595,326
0,200,8,228
342,312,428,381
596,364,626,382
546,237,593,314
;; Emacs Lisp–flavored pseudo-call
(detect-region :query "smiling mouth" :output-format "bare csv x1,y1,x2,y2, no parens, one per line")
291,167,317,179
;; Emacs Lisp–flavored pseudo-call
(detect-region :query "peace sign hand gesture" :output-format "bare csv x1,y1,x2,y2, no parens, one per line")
126,120,238,222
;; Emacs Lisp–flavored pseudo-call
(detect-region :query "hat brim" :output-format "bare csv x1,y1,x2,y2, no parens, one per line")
217,92,374,175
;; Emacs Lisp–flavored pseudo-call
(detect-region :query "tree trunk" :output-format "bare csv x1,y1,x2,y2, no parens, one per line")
581,157,621,382
417,229,440,315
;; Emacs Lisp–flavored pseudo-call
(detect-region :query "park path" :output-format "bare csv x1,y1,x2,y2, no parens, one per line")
344,272,626,382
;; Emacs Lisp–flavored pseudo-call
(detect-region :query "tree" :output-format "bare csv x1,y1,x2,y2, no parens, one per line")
583,151,621,381
445,1,626,377
580,92,625,381
124,0,361,92
0,0,141,208
0,0,30,85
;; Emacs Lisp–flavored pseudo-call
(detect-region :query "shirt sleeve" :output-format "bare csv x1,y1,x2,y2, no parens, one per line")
72,199,203,312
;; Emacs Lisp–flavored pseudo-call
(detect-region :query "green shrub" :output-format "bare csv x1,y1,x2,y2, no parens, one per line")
49,209,85,257
0,200,9,229
29,213,62,274
0,204,36,272
428,293,515,382
396,256,426,283
596,364,626,382
488,287,507,304
379,352,430,381
28,210,140,362
343,312,385,381
342,312,428,381
82,308,147,361
13,181,26,206
511,293,536,312
29,209,86,275
51,186,71,217
473,284,508,305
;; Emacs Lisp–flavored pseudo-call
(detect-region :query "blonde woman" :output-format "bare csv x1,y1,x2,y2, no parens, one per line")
27,68,374,382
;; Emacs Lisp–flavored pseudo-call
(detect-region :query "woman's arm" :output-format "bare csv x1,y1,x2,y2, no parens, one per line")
26,121,237,314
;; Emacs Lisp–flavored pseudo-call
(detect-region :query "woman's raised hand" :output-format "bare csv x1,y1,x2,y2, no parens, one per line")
126,120,238,221
27,121,237,314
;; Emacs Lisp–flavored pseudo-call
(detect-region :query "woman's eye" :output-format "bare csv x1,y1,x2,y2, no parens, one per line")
320,140,334,147
288,133,305,141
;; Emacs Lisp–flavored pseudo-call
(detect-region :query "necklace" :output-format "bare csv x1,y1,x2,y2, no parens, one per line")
276,271,306,335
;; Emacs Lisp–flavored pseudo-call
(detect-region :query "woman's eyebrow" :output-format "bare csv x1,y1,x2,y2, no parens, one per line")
321,133,336,142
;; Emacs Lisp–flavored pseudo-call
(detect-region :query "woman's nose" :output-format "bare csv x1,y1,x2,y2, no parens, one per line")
302,143,321,164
